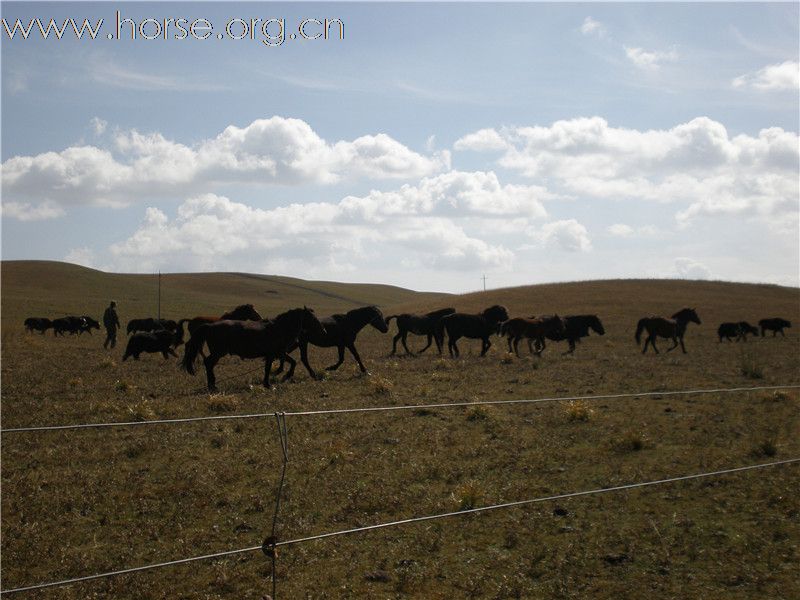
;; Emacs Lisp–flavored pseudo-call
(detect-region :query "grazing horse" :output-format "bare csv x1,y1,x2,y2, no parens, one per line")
280,305,389,379
759,318,791,337
386,308,456,355
436,305,509,358
181,307,323,391
123,330,180,361
635,308,701,354
536,314,605,354
176,304,263,345
501,315,566,357
24,317,52,334
718,321,759,342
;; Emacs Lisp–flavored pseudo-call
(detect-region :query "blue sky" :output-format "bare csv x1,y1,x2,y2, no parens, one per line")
2,2,798,292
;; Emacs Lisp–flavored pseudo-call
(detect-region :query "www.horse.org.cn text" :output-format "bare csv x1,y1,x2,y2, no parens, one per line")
1,12,345,47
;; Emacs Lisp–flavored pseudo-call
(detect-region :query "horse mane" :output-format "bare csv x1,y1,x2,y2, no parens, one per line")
425,307,456,319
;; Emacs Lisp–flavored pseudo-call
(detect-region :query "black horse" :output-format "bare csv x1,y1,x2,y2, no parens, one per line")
24,317,52,334
280,305,389,379
436,305,509,357
501,315,566,357
127,318,179,336
176,304,263,346
536,314,605,354
635,308,701,354
759,318,792,337
386,307,456,355
181,307,323,391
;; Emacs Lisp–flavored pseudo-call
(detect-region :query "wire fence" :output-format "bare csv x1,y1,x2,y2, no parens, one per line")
3,384,799,433
2,458,797,596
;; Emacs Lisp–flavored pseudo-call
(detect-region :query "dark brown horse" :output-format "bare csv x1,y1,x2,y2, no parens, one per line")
759,317,791,337
501,315,566,357
436,305,509,357
386,307,456,355
280,306,389,379
635,308,701,354
535,314,605,354
180,307,323,391
718,321,759,342
176,304,263,345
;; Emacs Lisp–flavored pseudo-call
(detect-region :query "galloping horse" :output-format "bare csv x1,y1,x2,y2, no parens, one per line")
176,304,263,345
537,314,605,354
501,315,566,357
635,308,701,354
386,307,456,355
279,305,389,379
436,305,509,358
180,307,323,391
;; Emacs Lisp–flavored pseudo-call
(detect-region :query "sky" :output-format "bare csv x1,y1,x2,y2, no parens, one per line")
1,2,798,293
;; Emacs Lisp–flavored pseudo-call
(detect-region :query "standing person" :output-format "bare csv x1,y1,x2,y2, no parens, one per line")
103,300,120,349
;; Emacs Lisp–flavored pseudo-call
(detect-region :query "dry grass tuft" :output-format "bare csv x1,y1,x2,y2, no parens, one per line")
465,404,492,422
114,379,134,392
206,395,239,413
452,479,484,511
98,356,116,369
370,375,394,396
612,430,649,453
564,400,594,422
739,346,765,379
126,398,156,422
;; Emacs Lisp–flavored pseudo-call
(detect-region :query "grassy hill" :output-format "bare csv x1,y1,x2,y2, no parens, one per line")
1,262,799,599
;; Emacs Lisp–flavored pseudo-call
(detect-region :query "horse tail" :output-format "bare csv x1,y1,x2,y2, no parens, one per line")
635,318,647,345
180,327,205,375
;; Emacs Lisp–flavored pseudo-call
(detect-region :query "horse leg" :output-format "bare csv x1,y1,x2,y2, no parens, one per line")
666,336,679,352
299,341,319,380
347,343,368,373
418,335,433,354
280,354,297,382
480,337,491,357
512,336,521,357
203,354,219,392
401,332,413,355
263,357,274,388
326,345,346,371
564,339,576,355
390,331,401,355
449,335,459,358
680,337,687,353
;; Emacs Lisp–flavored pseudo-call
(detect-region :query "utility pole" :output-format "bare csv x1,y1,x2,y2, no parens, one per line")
482,274,487,292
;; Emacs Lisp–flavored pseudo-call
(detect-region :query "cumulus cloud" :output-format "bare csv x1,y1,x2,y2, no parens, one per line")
106,171,550,273
453,128,508,152
90,117,107,136
0,200,66,221
732,60,799,91
607,223,658,237
455,116,799,226
674,257,712,280
529,219,592,252
624,46,678,70
0,116,449,217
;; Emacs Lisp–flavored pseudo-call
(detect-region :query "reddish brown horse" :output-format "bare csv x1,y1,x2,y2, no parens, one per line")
635,308,701,354
176,304,263,345
501,315,566,356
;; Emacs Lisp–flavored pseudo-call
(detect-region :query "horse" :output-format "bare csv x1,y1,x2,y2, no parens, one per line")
279,305,389,379
635,308,701,354
759,318,792,337
79,316,100,334
718,321,759,342
52,316,89,336
180,307,323,391
24,317,52,334
175,304,263,345
386,308,456,355
500,315,566,357
535,314,605,354
436,305,509,358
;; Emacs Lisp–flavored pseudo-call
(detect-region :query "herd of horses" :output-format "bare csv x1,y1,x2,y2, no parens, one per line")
23,304,792,391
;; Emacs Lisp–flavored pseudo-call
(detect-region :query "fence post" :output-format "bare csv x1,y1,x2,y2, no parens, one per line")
263,412,289,599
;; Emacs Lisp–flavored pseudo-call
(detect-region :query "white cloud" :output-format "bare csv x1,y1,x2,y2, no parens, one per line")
64,247,97,269
732,60,799,91
106,171,550,273
624,46,678,70
0,200,66,221
580,17,606,37
454,128,508,152
90,117,107,136
530,219,592,252
456,117,799,226
674,257,712,280
0,116,449,217
607,223,634,237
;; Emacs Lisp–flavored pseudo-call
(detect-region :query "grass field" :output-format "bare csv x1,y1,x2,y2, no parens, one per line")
2,261,799,599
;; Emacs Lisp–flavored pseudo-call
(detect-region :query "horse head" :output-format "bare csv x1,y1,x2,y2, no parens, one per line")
673,307,701,325
483,305,509,323
367,306,389,333
590,315,605,335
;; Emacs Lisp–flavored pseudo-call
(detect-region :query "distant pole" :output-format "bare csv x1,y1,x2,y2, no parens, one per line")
482,274,487,292
157,271,161,319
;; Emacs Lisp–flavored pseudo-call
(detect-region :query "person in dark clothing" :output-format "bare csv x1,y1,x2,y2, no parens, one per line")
103,300,121,349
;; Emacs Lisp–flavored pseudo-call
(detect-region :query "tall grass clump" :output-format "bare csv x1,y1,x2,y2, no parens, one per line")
739,346,764,379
